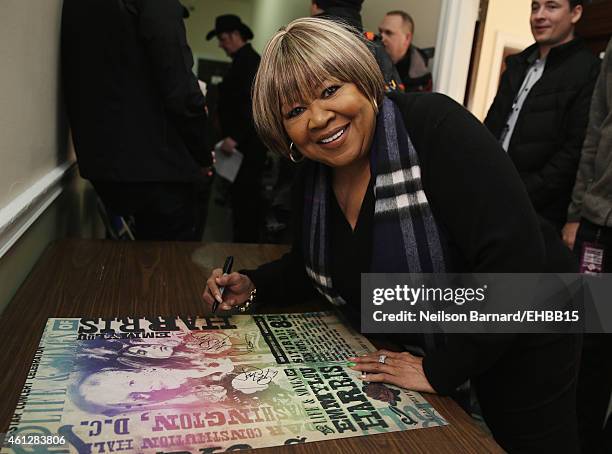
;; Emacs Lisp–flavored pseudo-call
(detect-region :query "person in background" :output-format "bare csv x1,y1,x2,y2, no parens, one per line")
562,37,612,454
378,10,432,92
204,18,582,452
207,15,267,243
310,0,403,93
484,0,599,232
61,0,211,241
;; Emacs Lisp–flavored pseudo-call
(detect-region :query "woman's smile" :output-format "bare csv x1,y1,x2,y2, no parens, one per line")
317,123,350,147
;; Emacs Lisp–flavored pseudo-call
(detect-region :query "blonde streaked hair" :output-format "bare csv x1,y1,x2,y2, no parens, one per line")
252,17,385,158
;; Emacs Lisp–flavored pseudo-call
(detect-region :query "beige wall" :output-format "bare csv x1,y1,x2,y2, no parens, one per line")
468,0,534,120
0,0,69,210
0,1,101,312
185,0,441,62
362,0,442,48
251,0,310,54
185,0,309,60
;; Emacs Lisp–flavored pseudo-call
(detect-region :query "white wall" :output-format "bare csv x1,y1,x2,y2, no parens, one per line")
433,0,479,104
0,0,74,262
362,0,442,48
0,0,69,211
468,0,534,120
0,0,101,312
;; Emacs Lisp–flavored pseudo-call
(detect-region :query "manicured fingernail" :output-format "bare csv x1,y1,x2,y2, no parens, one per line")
360,373,367,381
215,294,223,304
347,362,357,367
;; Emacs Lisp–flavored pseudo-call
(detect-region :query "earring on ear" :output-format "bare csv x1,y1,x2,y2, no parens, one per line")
289,142,304,163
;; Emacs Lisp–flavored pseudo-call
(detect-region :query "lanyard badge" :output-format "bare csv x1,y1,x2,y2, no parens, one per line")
579,235,605,275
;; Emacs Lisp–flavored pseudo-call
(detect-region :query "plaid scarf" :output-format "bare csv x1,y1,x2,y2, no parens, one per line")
303,97,447,305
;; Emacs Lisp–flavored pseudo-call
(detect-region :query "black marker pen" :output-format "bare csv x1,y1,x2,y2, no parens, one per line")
212,256,233,313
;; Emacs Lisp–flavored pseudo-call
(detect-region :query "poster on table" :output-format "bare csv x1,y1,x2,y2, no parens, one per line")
3,312,446,453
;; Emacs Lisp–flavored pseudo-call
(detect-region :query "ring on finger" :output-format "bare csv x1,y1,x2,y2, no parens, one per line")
378,354,387,364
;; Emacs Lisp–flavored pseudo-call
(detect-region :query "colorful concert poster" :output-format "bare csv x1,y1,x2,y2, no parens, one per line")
2,312,447,453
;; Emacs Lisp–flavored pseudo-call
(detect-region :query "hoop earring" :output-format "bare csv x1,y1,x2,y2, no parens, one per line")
288,142,304,163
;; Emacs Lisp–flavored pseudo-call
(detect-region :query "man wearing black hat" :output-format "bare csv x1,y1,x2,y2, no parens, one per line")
207,15,266,243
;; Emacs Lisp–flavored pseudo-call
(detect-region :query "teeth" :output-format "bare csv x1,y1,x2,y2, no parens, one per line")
320,127,345,144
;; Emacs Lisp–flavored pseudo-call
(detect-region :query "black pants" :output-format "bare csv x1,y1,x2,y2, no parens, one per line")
474,333,582,453
230,163,264,243
574,218,612,454
91,180,201,241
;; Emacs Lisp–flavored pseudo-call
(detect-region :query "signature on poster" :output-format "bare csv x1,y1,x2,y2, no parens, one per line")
232,366,280,393
188,332,256,355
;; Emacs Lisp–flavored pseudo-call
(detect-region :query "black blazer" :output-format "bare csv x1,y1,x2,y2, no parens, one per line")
245,93,581,452
217,43,267,169
61,0,210,182
484,39,600,227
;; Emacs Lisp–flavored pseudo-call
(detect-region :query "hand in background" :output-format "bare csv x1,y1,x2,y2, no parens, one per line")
203,269,255,311
562,222,580,250
220,137,238,154
349,350,436,394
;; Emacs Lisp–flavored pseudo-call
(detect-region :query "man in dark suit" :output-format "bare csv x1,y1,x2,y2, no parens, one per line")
207,15,267,243
61,0,210,241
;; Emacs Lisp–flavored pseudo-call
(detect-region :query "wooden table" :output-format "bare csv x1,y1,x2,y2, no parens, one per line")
0,239,502,453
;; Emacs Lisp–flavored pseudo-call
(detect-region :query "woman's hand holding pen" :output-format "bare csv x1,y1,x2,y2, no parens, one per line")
348,350,436,394
203,270,255,311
